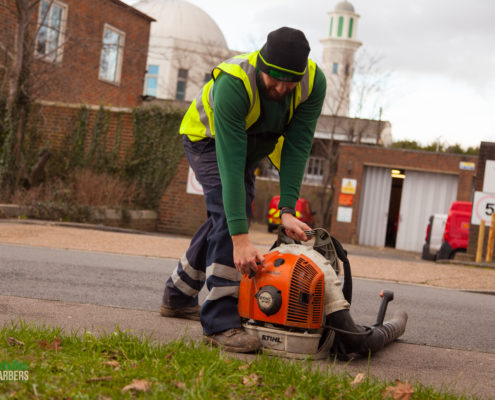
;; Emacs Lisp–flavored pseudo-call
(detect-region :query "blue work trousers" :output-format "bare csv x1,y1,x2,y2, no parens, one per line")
162,136,256,335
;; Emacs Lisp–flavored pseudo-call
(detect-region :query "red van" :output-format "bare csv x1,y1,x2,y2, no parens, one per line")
436,201,472,260
266,195,316,232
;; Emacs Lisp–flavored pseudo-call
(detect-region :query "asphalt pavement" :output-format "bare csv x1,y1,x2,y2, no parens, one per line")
0,219,494,399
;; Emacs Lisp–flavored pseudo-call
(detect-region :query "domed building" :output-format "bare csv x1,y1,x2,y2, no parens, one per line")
133,0,235,101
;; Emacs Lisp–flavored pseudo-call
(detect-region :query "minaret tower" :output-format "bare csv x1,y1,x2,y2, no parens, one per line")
320,1,362,116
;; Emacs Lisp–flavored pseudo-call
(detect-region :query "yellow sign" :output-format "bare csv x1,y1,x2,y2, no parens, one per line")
341,178,357,194
459,161,475,171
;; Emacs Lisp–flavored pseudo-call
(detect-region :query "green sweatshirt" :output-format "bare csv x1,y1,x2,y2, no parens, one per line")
213,67,326,235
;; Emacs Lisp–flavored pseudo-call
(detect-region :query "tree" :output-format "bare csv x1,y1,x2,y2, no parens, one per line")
0,0,53,194
144,35,234,102
311,49,391,228
390,139,479,155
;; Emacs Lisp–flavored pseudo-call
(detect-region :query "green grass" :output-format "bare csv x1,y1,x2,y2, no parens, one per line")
0,321,475,399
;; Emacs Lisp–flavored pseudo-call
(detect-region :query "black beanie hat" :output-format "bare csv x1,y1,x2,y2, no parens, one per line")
258,27,310,82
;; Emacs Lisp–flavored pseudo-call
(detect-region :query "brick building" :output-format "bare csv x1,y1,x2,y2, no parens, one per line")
329,144,477,252
1,0,154,108
158,143,478,252
1,0,154,183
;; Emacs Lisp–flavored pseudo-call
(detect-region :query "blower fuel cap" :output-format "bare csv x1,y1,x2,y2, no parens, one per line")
274,258,285,267
256,285,282,316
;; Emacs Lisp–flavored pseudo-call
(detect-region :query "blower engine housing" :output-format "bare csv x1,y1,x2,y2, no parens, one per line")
238,251,325,330
238,229,341,359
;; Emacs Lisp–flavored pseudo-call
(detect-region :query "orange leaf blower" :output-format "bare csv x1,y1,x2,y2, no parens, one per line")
238,228,408,360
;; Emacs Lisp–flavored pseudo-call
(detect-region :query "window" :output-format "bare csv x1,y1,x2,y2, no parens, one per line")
345,64,350,76
337,16,344,37
332,63,338,74
348,17,354,38
303,157,326,184
99,24,125,84
35,0,68,62
176,69,188,100
329,17,334,37
145,65,159,96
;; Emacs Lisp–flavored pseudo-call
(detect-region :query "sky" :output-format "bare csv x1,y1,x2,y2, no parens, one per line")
125,0,495,149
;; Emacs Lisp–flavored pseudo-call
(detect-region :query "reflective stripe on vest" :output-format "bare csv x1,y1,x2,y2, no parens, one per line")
179,51,317,168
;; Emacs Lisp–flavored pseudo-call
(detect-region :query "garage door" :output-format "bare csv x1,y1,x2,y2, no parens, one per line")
357,166,392,247
395,171,458,252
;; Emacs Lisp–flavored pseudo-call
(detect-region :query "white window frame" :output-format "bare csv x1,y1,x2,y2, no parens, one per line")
144,64,159,96
35,0,68,63
99,23,125,85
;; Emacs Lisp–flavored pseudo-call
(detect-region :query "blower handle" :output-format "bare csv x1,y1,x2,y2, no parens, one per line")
374,290,394,326
248,261,262,279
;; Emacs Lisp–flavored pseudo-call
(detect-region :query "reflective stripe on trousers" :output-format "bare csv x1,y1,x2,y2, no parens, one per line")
162,136,256,335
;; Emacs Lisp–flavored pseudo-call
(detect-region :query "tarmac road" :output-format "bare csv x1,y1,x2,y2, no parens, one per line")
0,220,494,398
1,243,494,354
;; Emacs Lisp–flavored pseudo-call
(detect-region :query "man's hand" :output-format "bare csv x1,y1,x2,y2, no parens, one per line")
232,233,265,275
281,213,311,242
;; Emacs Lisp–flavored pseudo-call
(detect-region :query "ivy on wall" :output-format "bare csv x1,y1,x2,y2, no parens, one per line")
127,106,184,209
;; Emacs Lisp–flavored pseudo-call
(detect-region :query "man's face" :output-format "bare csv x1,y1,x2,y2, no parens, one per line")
258,71,298,102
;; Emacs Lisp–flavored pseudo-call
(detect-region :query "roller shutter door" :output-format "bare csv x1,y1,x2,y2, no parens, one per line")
357,166,392,247
395,171,458,252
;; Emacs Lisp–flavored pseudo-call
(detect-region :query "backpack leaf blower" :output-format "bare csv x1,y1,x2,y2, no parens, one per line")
238,227,408,359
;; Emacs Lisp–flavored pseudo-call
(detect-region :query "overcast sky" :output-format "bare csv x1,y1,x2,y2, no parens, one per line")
126,0,495,149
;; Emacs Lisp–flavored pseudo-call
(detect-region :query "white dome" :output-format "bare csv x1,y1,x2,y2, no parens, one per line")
134,0,228,49
335,1,355,12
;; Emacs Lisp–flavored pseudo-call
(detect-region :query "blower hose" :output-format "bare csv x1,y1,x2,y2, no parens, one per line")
324,309,408,360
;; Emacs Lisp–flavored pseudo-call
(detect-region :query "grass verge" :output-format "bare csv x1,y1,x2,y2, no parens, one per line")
0,321,475,399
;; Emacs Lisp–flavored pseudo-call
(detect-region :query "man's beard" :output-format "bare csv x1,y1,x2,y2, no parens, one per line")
257,75,296,103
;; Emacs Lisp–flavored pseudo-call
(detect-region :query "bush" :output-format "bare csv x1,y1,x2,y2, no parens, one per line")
6,169,137,222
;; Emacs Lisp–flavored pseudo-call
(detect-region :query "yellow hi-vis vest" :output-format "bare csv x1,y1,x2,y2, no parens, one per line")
179,51,317,170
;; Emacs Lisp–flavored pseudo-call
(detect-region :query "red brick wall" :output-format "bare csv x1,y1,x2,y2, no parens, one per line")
331,144,477,243
29,103,134,156
2,0,151,108
157,156,207,236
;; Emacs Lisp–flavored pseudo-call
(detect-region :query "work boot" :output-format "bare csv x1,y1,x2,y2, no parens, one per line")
203,328,261,353
159,304,200,321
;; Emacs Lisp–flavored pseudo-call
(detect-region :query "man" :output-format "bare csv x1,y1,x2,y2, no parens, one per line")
160,27,326,353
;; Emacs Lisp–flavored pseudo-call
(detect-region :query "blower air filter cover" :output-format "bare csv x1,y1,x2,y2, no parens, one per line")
256,285,282,316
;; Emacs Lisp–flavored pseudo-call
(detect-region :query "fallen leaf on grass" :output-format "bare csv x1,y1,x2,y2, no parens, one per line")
238,362,252,371
6,337,24,347
383,380,414,400
38,337,62,351
122,378,152,393
87,376,113,383
242,373,261,387
196,369,203,384
164,351,174,360
174,381,186,389
104,360,120,370
284,385,296,398
351,373,366,387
